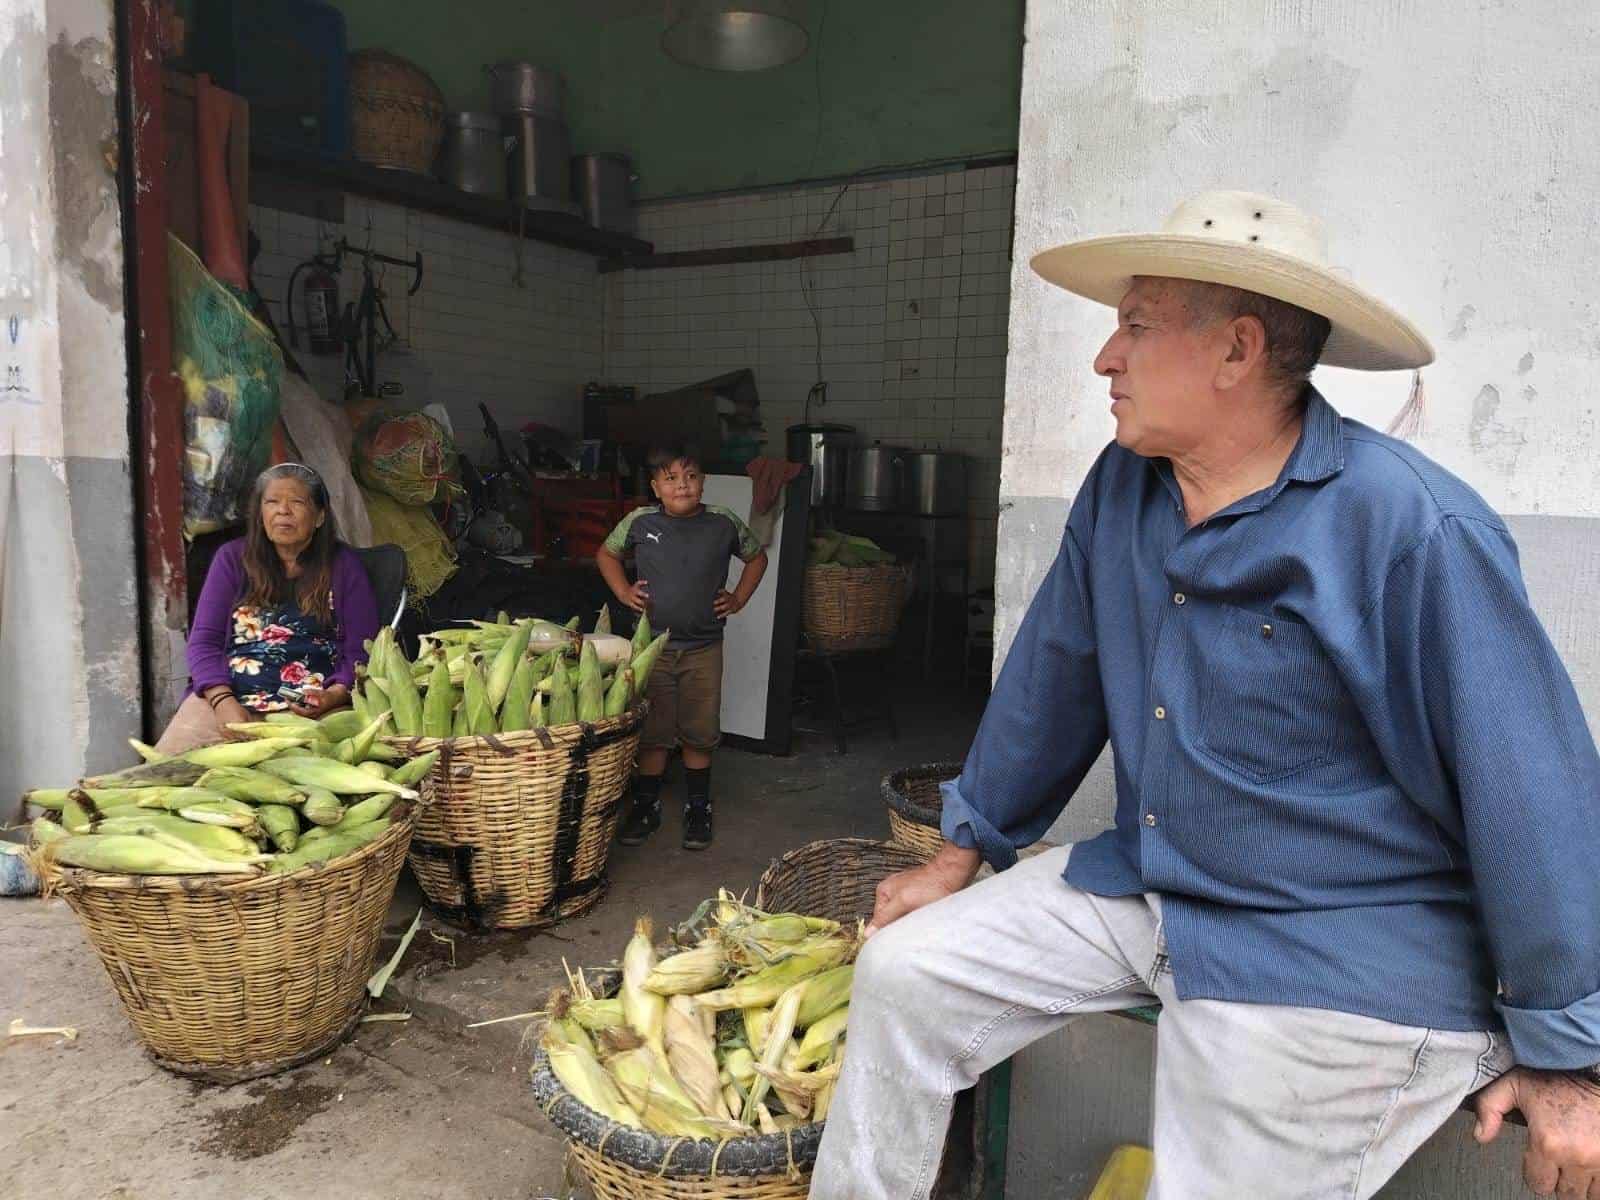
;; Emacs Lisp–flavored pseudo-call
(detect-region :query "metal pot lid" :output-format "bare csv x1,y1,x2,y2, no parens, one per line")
787,423,854,434
446,111,501,131
574,152,633,165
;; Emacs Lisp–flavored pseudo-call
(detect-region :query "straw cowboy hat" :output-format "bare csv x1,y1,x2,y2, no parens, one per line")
1030,190,1434,371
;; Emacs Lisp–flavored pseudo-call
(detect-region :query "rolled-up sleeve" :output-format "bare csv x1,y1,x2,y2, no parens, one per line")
1375,515,1600,1068
941,514,1108,872
187,542,243,693
331,550,380,689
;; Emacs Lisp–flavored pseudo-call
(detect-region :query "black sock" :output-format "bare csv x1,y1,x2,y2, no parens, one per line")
684,766,711,809
634,774,663,807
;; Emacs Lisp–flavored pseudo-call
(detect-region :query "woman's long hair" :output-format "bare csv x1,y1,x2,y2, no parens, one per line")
240,463,338,625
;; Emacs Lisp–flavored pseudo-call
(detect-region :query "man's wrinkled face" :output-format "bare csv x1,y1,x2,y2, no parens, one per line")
1092,277,1229,459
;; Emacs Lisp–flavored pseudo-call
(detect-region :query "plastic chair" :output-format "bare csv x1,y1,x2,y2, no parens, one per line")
352,543,408,631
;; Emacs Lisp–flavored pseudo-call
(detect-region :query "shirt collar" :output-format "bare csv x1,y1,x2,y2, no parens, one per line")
1151,384,1346,518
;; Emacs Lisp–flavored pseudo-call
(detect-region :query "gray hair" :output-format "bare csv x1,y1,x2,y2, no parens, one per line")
1178,280,1332,396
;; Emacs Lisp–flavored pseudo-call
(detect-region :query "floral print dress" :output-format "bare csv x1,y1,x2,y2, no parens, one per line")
228,600,339,713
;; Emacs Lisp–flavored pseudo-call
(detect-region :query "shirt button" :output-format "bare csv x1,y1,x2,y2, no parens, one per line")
1144,813,1158,827
1173,592,1186,606
1154,706,1166,720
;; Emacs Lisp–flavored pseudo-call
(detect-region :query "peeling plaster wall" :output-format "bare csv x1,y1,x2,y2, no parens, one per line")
997,2,1600,1195
0,0,137,817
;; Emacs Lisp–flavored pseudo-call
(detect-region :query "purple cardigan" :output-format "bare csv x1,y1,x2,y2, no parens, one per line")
187,540,380,695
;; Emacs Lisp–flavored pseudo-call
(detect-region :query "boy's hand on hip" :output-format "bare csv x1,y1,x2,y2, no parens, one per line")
1476,1066,1600,1196
713,589,743,618
622,580,649,613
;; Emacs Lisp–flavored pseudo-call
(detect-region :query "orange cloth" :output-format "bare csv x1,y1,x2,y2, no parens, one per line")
745,456,803,514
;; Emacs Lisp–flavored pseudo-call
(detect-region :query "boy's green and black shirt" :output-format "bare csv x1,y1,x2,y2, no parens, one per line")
603,505,762,647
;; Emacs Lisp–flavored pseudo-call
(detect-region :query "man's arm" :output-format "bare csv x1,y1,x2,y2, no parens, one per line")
1374,515,1600,1192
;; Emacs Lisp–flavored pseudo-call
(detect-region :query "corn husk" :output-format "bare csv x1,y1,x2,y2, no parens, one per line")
693,936,852,1011
621,916,667,1057
544,1019,642,1129
742,980,805,1123
664,995,731,1120
643,939,729,995
605,1047,745,1138
794,1005,849,1070
795,964,854,1027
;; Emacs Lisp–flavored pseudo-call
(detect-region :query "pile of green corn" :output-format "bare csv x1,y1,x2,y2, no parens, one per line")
807,531,895,567
359,611,668,739
24,711,438,877
543,891,856,1138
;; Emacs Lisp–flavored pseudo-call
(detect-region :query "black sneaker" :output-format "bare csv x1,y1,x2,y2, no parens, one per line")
618,795,662,845
682,803,713,851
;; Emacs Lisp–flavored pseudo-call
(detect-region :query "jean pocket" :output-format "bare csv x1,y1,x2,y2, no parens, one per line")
1197,605,1354,783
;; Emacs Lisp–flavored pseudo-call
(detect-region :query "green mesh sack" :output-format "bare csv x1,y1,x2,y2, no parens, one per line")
168,235,283,539
353,408,464,508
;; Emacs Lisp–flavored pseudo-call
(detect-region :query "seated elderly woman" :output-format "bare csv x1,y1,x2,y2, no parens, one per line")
156,463,380,753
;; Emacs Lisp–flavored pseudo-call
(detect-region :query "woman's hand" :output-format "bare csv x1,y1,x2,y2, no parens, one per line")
290,683,351,718
213,695,257,738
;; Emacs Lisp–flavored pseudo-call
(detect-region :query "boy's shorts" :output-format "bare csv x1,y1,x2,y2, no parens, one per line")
640,641,723,752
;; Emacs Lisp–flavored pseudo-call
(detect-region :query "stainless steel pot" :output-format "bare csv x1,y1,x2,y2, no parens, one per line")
437,112,505,197
504,113,572,206
906,451,966,516
847,443,905,512
786,423,854,509
487,62,565,117
573,153,635,233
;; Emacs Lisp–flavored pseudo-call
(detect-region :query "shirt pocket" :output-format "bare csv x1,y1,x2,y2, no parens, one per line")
1197,605,1348,783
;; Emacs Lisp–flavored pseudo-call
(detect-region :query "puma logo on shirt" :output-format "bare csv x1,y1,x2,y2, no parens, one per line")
645,531,662,543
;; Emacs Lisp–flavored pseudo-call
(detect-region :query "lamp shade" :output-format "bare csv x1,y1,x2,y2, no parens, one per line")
662,0,809,71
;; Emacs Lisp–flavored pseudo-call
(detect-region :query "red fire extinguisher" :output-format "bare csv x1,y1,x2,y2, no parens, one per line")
288,257,342,356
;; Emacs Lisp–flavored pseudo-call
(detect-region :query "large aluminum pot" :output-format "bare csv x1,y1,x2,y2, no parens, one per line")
785,423,854,509
846,443,905,512
504,113,572,206
487,62,564,117
437,112,505,196
573,153,635,233
906,451,966,516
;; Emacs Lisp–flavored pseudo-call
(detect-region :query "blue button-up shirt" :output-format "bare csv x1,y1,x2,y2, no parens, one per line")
943,389,1600,1068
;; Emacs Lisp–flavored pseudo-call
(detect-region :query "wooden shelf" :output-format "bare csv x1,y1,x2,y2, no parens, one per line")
597,236,855,274
250,146,654,260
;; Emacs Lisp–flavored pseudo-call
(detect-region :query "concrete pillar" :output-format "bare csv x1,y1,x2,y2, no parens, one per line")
0,0,140,816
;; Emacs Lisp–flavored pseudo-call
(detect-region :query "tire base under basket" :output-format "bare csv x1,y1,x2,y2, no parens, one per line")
417,872,610,933
569,1138,811,1200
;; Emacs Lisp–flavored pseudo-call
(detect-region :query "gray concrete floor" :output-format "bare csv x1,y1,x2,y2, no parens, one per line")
1,685,982,1200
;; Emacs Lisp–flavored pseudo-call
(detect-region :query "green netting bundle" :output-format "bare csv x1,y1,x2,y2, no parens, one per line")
353,408,464,508
168,235,283,539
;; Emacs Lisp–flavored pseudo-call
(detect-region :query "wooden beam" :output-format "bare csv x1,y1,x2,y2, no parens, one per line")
597,236,855,274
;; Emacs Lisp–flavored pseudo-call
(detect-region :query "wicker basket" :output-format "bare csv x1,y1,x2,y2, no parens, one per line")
43,799,419,1084
881,762,962,861
755,837,929,923
801,563,910,654
349,49,446,173
388,704,645,932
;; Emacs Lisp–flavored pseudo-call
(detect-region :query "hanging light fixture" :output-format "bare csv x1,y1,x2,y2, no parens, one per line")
662,0,809,71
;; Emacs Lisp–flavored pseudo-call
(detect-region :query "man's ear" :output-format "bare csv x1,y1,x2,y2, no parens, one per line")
1216,314,1268,390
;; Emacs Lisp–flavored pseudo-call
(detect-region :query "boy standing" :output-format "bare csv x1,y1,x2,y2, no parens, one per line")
597,443,768,849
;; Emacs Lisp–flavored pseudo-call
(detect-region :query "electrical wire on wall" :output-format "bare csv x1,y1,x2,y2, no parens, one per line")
799,0,838,428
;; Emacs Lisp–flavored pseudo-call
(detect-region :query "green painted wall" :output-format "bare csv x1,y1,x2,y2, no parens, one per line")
328,0,1023,199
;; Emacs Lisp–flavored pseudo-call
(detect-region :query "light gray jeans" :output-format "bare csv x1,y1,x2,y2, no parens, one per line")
808,845,1512,1200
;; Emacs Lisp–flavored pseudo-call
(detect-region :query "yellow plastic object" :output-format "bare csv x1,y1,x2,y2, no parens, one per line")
1087,1144,1154,1200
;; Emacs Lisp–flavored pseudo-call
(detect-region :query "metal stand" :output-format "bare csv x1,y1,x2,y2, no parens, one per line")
792,643,898,755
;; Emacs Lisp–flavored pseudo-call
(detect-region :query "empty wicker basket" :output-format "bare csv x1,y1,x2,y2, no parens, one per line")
801,563,910,654
755,837,928,923
44,800,419,1084
388,704,645,931
881,762,961,860
349,49,446,173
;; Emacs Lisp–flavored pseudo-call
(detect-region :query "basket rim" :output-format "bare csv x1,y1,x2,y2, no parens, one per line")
880,762,963,829
382,700,647,754
753,837,931,914
43,797,418,895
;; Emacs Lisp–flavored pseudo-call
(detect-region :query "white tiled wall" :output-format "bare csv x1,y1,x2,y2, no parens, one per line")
605,163,1016,587
249,197,604,458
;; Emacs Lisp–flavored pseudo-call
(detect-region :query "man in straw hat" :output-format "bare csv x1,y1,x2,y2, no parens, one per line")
810,192,1600,1198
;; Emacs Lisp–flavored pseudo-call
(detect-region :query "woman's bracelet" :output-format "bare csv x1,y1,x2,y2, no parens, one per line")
205,690,234,709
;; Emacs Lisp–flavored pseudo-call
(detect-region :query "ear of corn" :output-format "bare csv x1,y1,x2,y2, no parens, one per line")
81,758,206,789
388,750,439,788
21,788,69,811
382,646,425,737
47,833,258,875
644,939,730,995
742,979,805,1123
256,755,419,799
195,767,306,806
93,813,259,857
177,800,262,834
266,818,390,872
497,651,538,732
568,996,626,1031
793,1005,849,1070
604,667,634,718
742,1007,771,1057
356,761,391,779
631,611,653,657
794,964,854,1028
575,639,605,723
462,658,497,735
181,738,312,768
333,793,396,830
256,804,300,852
299,787,345,827
333,712,390,765
542,1020,641,1128
693,937,852,1011
422,649,456,738
350,682,374,725
547,662,577,726
630,632,670,692
664,995,732,1120
31,817,67,845
315,709,367,742
486,619,535,710
621,916,667,1059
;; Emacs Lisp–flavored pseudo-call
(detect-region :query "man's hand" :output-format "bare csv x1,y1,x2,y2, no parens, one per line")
864,844,983,938
1476,1066,1600,1196
713,589,743,618
290,683,351,719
